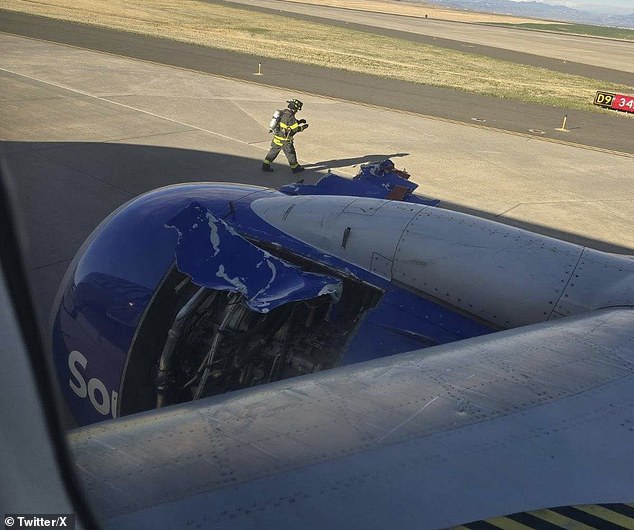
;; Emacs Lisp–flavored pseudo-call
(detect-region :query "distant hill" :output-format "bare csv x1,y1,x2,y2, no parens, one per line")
423,0,634,29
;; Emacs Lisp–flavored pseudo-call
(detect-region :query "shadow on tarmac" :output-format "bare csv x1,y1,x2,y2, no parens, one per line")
1,141,631,332
305,152,409,170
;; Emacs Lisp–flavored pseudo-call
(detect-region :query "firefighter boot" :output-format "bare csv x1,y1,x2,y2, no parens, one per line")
291,165,305,174
261,162,274,172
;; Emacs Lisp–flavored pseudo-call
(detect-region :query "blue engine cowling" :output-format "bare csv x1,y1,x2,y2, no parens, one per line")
52,184,277,424
52,183,492,426
53,183,386,425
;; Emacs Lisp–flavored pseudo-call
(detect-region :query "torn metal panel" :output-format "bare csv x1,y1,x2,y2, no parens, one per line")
355,159,417,191
280,159,439,206
167,202,342,313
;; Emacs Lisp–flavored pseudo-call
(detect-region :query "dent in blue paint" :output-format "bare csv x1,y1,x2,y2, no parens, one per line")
167,202,343,313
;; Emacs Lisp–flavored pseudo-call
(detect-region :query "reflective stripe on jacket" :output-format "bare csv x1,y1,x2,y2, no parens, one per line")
272,108,307,144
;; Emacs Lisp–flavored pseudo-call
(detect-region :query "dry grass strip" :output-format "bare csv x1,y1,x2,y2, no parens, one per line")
3,0,631,111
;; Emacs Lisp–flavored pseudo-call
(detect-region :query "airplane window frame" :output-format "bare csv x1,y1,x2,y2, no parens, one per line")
0,171,102,530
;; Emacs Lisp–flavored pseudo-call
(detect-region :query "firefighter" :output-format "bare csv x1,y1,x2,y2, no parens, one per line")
262,99,309,173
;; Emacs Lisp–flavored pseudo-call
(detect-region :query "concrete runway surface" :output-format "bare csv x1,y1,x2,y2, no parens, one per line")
0,22,632,330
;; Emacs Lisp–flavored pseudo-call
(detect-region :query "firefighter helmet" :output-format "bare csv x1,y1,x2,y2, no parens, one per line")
287,99,303,112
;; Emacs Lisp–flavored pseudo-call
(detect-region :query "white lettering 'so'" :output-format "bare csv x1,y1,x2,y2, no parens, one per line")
88,377,110,416
68,350,88,398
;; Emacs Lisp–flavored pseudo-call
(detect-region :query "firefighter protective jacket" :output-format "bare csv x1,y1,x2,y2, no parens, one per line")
272,109,308,146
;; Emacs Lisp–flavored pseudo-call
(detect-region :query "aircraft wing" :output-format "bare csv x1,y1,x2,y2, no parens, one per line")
68,307,634,529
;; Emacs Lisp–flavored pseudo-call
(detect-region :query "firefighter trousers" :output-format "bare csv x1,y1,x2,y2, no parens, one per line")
263,139,300,168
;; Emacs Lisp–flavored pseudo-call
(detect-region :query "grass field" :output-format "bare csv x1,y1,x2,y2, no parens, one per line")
3,0,632,112
491,23,634,41
275,0,557,24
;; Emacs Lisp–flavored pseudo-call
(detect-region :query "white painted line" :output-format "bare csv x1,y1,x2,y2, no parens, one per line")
0,65,267,150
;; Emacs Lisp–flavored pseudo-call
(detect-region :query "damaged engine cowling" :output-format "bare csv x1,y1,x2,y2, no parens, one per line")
51,181,489,426
150,273,378,409
117,203,381,415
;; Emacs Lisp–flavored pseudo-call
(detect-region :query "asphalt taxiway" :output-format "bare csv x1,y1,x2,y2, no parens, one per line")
0,10,633,154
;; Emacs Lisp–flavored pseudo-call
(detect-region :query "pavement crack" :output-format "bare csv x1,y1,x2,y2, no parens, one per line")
495,204,522,217
37,150,137,197
31,257,73,271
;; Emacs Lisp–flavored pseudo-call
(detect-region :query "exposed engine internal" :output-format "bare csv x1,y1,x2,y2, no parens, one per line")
119,262,381,416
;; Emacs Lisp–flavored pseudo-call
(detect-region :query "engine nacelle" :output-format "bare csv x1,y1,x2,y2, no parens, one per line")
52,183,456,425
51,183,278,424
51,182,634,426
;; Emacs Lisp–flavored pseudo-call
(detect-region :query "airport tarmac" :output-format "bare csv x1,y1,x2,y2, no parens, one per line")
2,10,633,154
0,32,633,330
